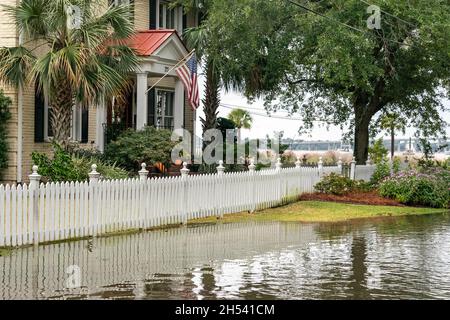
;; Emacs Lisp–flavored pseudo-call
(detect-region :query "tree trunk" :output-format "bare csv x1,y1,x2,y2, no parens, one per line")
390,124,395,159
354,117,370,165
201,59,220,151
51,78,73,148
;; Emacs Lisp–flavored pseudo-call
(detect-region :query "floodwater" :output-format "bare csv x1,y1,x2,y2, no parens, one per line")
1,213,450,300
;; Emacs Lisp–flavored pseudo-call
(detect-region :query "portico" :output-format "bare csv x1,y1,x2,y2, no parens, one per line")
95,30,191,151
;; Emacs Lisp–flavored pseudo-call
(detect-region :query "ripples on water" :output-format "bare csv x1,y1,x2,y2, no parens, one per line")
1,213,450,300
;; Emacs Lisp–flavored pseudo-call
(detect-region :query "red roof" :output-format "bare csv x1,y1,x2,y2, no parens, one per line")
125,30,185,56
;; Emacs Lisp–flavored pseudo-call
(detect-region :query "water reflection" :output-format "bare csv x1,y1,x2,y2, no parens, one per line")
1,214,450,300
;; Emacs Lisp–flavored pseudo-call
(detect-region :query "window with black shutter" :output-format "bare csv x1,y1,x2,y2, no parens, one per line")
34,86,45,143
148,88,155,126
81,108,89,143
150,0,157,29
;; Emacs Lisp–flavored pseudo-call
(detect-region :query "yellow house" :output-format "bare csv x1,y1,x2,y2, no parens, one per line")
0,0,199,183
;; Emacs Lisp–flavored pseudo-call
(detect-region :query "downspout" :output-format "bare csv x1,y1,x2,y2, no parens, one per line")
17,28,24,183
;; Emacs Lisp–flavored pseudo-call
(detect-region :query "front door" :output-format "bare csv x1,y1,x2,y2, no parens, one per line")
148,88,175,130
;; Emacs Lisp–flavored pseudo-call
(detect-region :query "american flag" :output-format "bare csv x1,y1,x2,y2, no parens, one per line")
176,53,200,110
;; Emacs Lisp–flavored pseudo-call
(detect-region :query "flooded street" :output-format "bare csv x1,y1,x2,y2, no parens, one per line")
1,213,450,300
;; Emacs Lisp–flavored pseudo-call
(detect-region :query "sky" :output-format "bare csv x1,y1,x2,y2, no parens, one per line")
195,72,450,142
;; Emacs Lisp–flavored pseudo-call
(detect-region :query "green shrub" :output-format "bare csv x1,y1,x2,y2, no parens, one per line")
0,90,12,179
370,160,391,185
32,144,128,182
379,169,450,208
392,157,402,173
104,126,177,172
105,122,128,144
315,173,356,196
70,155,128,180
315,173,373,196
368,138,388,164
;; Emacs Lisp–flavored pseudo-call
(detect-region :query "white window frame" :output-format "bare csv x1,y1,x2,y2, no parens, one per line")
154,88,175,130
71,105,84,143
43,96,52,141
157,1,183,35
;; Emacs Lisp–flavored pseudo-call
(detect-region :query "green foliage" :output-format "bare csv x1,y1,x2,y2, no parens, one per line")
217,117,236,139
32,145,86,182
0,0,138,145
370,160,391,186
392,157,402,173
70,155,129,181
368,139,388,164
379,169,450,208
227,108,253,130
203,0,450,162
32,144,128,182
104,126,177,172
0,90,11,179
105,122,128,145
314,173,368,196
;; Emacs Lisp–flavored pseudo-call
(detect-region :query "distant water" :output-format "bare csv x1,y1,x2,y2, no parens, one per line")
1,213,450,300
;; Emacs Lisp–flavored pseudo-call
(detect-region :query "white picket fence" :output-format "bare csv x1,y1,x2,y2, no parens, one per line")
0,158,374,248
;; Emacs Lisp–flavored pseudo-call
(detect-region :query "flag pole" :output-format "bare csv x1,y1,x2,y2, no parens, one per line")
145,49,196,95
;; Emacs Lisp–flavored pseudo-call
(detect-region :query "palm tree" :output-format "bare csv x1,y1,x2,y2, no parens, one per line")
184,25,220,150
0,0,138,147
228,108,253,143
380,112,406,159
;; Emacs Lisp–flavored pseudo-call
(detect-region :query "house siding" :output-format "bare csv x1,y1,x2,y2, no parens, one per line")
134,0,150,30
0,0,19,183
1,0,198,183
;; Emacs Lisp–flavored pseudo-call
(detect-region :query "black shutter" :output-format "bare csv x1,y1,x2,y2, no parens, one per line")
182,11,187,33
148,88,155,127
34,88,45,143
81,108,89,143
149,0,157,29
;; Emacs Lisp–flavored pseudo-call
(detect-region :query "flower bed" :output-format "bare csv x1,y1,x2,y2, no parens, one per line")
379,168,450,209
300,191,405,207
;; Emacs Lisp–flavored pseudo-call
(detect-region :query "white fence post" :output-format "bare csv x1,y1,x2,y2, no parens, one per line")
318,157,324,177
275,158,282,204
180,162,190,224
337,157,343,173
29,165,41,245
366,155,372,166
216,160,225,176
275,158,282,172
139,163,149,181
248,158,256,173
215,161,225,218
248,158,256,213
180,162,190,178
89,164,100,237
350,157,356,180
295,157,301,169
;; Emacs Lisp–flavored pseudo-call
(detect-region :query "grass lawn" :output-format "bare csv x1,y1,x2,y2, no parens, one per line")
189,201,449,224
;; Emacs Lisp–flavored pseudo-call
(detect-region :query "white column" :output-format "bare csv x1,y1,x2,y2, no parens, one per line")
174,78,185,130
96,100,107,152
136,72,148,130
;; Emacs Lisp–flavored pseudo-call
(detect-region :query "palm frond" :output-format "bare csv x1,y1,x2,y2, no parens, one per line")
0,46,36,88
1,0,52,40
